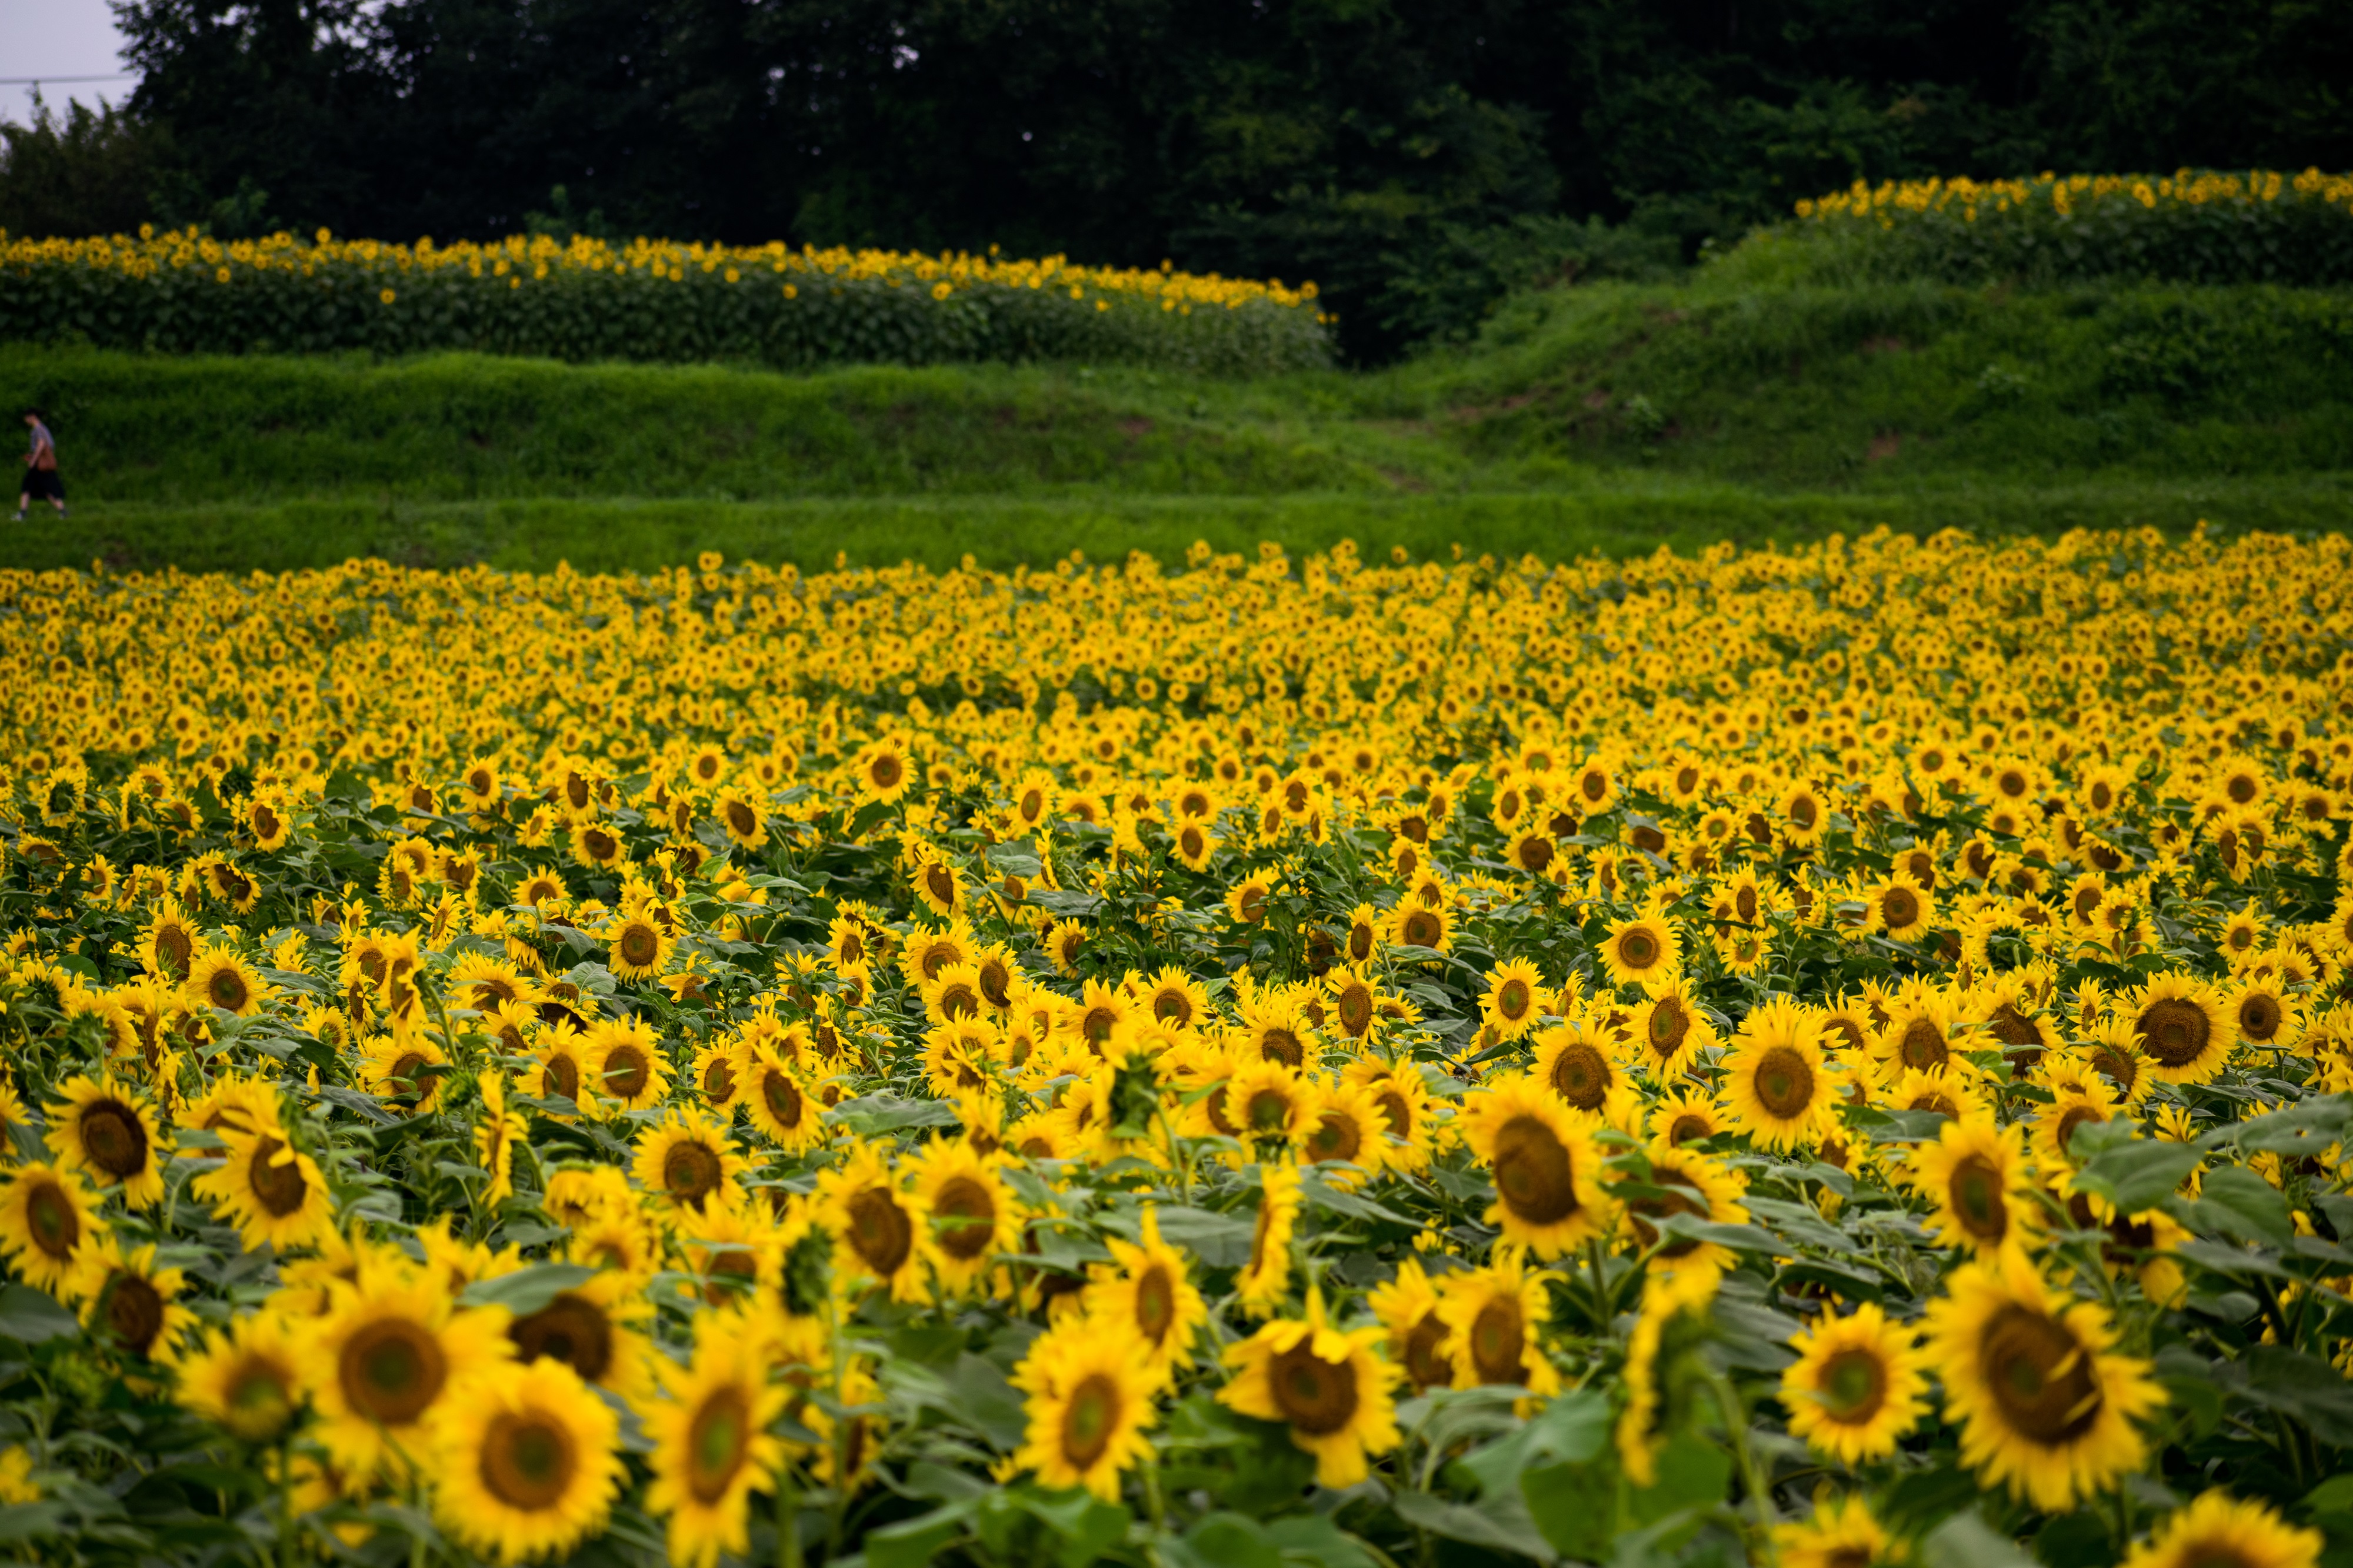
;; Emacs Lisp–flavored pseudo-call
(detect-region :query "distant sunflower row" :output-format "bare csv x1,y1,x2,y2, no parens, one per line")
0,229,1331,373
0,525,2346,1567
1778,168,2353,287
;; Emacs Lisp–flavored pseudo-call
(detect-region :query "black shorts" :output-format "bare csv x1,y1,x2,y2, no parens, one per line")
21,469,61,501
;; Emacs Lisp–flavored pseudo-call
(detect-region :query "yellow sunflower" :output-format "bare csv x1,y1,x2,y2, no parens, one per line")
1530,1022,1631,1120
604,909,673,983
2121,1489,2324,1568
1458,1075,1617,1260
1219,1283,1402,1489
1870,989,1960,1083
526,1025,592,1114
185,944,270,1017
0,1162,104,1292
1085,1206,1209,1379
852,737,915,805
1618,1145,1749,1275
300,1265,512,1481
815,1142,932,1303
45,1075,165,1208
739,1046,826,1153
1598,905,1679,989
583,1018,671,1112
1011,1317,1161,1501
1922,1249,2164,1510
141,900,201,983
1367,1256,1455,1393
1779,1303,1929,1463
175,1311,303,1442
431,1357,624,1566
360,1032,449,1113
1235,1163,1302,1316
640,1318,784,1568
631,1108,746,1216
1479,958,1546,1042
905,1137,1021,1295
1435,1245,1560,1399
1722,997,1837,1153
75,1236,196,1360
1772,1493,1905,1568
1649,1089,1729,1149
2127,973,2237,1085
1299,1077,1389,1188
1627,981,1715,1080
505,1270,657,1404
193,1122,336,1252
1907,1116,2035,1256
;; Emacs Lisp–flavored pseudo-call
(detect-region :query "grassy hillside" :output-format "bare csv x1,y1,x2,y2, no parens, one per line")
4,272,2348,572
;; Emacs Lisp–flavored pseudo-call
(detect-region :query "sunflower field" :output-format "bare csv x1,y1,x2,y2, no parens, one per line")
0,232,1332,375
1775,168,2353,288
0,526,2350,1568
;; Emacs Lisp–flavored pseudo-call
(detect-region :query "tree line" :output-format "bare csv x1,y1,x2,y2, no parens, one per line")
8,0,2351,360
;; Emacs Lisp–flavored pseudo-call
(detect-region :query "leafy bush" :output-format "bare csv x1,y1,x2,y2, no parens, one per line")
0,231,1334,375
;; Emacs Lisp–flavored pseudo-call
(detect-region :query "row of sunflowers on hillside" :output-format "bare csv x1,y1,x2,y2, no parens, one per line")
0,231,1329,373
1769,168,2353,287
0,529,2347,1567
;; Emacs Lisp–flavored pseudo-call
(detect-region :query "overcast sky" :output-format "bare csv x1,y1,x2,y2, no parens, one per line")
1,0,137,127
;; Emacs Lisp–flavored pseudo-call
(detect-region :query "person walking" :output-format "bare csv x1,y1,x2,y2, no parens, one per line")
16,409,65,522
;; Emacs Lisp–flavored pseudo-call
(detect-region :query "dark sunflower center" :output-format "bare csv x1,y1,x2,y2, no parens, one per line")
1897,1019,1948,1071
702,1057,735,1100
1492,1115,1579,1226
1337,984,1372,1036
618,925,660,968
932,1176,997,1262
664,1142,723,1206
249,1138,310,1217
209,967,251,1011
1469,1298,1524,1384
1619,929,1661,969
511,1295,614,1381
80,1101,148,1177
1982,1305,2099,1444
1259,1028,1302,1068
1668,1113,1712,1146
1752,1047,1816,1119
1548,1043,1610,1110
1376,1089,1411,1138
1648,1000,1690,1056
1308,1110,1362,1164
341,1318,447,1426
1881,888,1919,928
762,1070,804,1128
102,1272,166,1355
848,1187,914,1276
687,1388,750,1503
2137,998,2211,1067
602,1046,650,1098
1060,1373,1119,1469
926,865,955,905
1404,1313,1452,1391
1403,910,1441,948
1247,1089,1293,1134
1949,1154,2008,1240
1134,1267,1175,1343
480,1410,577,1510
545,1053,581,1102
1819,1346,1889,1421
1268,1340,1361,1434
155,925,194,978
2238,993,2282,1042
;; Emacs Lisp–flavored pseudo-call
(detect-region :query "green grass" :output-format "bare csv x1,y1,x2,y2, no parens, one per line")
5,271,2349,573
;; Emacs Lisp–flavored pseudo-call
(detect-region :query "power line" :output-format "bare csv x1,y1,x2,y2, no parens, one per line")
0,74,139,85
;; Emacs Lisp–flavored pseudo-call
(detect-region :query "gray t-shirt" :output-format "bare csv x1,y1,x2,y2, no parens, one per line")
27,421,54,468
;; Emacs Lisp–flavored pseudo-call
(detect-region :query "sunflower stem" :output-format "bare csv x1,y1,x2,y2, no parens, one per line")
1702,1366,1772,1534
775,1459,802,1568
276,1433,296,1568
1154,1103,1190,1207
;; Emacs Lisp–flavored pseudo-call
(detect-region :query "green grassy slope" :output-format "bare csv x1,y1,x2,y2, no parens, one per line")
4,273,2348,573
